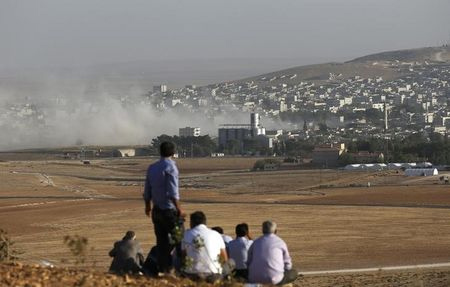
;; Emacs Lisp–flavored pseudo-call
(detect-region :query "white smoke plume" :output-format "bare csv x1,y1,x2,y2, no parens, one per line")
0,76,250,151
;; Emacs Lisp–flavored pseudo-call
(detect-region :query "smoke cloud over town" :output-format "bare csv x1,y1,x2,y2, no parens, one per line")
0,77,254,151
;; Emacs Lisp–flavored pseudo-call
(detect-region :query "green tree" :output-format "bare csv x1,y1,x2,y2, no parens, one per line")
224,139,242,155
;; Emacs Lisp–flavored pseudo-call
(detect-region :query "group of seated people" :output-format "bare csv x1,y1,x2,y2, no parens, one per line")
108,211,298,285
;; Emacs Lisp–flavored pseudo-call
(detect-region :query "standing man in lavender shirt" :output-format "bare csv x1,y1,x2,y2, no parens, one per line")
247,220,298,285
144,141,185,273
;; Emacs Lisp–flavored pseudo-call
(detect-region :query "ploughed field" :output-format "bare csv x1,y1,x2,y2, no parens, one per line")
1,157,450,281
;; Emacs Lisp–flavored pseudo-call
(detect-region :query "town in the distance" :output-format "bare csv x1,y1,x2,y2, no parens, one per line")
3,45,450,172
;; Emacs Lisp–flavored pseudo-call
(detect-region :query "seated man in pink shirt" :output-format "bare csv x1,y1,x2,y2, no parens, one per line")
247,220,298,285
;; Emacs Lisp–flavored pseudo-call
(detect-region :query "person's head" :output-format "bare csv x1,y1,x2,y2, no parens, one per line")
123,230,136,240
235,223,249,237
211,226,224,234
262,220,277,235
190,211,207,228
160,141,176,158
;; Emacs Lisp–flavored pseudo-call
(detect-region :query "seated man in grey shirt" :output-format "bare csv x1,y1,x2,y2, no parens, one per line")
109,231,145,275
227,223,253,280
247,221,298,285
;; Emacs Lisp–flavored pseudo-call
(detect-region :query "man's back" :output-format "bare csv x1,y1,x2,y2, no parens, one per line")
227,237,253,270
182,224,225,275
109,240,144,274
248,234,291,284
145,158,179,210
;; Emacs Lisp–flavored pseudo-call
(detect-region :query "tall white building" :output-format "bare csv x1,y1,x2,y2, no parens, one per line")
250,113,266,136
279,100,288,112
153,84,168,93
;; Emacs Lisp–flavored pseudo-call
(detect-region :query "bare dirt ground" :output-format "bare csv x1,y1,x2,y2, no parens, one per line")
1,157,450,286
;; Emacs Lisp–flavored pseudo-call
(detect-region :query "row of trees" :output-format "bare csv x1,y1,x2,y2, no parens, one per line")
343,132,450,165
151,135,217,157
150,132,450,165
150,134,317,157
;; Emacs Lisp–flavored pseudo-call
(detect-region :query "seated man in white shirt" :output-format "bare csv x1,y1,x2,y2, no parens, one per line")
227,223,253,280
181,211,229,282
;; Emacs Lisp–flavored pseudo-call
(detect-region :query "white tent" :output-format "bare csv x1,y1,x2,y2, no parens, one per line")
388,163,417,170
344,164,362,170
344,163,387,171
404,168,438,176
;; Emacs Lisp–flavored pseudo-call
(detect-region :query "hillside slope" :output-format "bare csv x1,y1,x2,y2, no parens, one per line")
233,46,450,86
350,46,450,63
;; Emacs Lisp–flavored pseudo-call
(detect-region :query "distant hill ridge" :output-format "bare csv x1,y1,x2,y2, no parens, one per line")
231,46,450,86
349,46,450,63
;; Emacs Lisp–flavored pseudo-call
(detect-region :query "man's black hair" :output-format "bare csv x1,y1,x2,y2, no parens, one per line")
190,211,207,228
160,141,176,157
235,223,249,237
211,226,224,234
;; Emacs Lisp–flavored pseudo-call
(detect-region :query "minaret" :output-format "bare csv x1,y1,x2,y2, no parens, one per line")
384,102,388,132
250,112,260,137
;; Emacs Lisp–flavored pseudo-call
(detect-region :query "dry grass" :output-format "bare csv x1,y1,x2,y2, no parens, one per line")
1,158,450,275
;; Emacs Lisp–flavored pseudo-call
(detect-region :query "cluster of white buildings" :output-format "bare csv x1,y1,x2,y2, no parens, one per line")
148,58,450,142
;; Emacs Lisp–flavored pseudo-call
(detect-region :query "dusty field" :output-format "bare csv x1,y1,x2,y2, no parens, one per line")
1,157,450,281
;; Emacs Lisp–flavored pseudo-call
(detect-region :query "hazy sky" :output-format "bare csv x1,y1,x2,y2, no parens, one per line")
1,0,450,70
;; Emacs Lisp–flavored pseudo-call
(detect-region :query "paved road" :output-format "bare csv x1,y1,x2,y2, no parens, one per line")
300,262,450,275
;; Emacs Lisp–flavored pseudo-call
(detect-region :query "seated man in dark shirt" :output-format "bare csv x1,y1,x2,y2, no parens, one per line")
109,231,145,275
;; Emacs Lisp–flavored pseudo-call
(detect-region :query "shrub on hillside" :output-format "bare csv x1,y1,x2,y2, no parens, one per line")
0,229,21,262
63,235,89,265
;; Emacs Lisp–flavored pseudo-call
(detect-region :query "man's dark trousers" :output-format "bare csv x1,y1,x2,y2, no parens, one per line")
152,206,178,273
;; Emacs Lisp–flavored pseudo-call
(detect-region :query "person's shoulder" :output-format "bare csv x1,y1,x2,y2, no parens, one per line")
275,234,285,241
183,227,197,239
113,240,126,248
208,228,224,241
273,234,288,246
251,235,265,245
223,234,233,242
228,238,238,247
253,235,264,242
209,228,221,236
148,160,160,171
157,158,176,171
131,239,141,246
165,159,178,172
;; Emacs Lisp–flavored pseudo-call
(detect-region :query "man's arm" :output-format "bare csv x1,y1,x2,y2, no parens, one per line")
282,242,292,270
181,237,188,267
166,167,185,217
109,242,118,257
143,169,152,217
170,197,185,218
219,248,228,263
246,242,254,267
